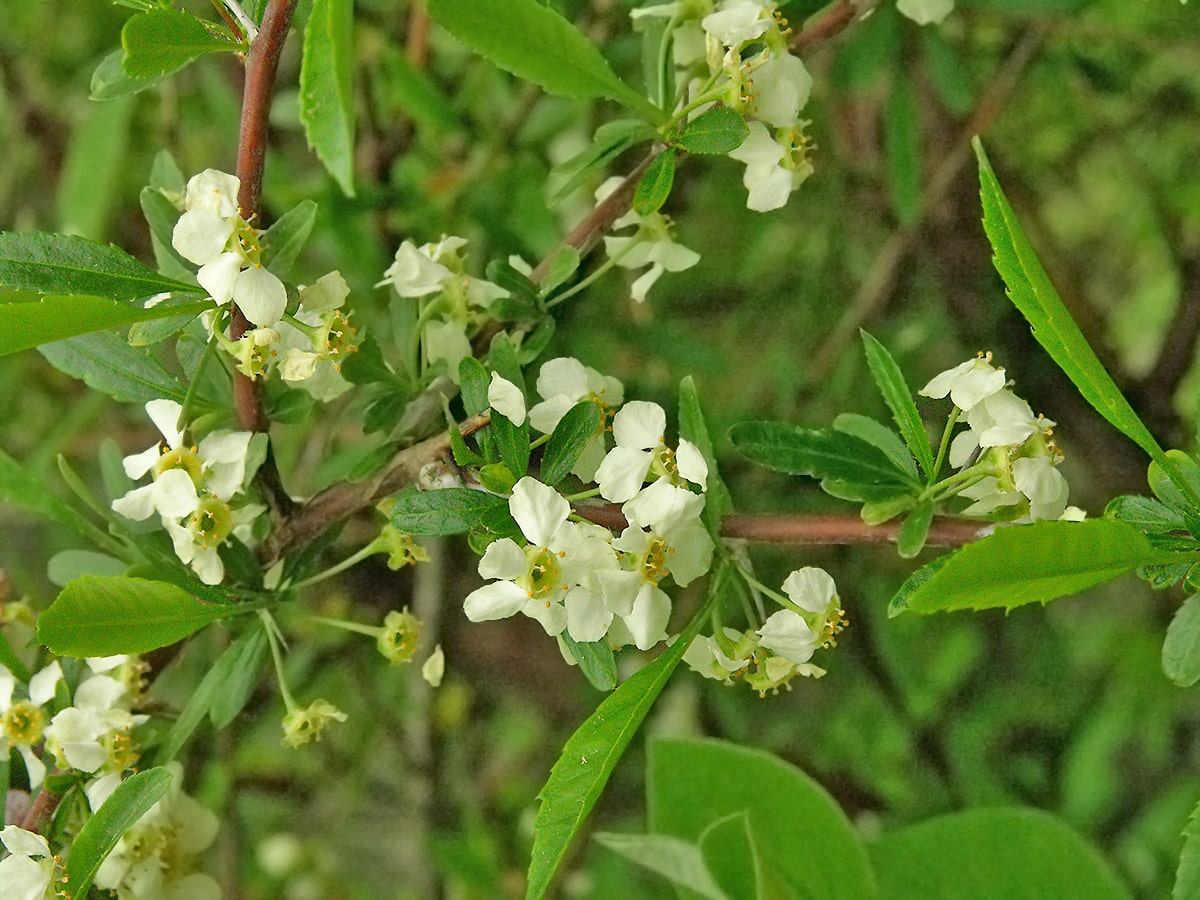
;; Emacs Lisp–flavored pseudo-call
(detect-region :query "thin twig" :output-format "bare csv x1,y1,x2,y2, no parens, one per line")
791,0,864,54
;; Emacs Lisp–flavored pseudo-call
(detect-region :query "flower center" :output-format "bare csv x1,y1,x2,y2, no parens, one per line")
641,537,672,585
523,547,563,600
2,700,46,747
188,496,233,548
155,445,203,482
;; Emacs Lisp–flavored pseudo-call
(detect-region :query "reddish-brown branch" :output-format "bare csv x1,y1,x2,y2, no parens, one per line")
20,778,62,834
791,0,860,54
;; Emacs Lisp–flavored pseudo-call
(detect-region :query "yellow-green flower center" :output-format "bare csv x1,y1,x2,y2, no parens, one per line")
2,700,46,747
188,496,233,548
523,547,563,600
155,445,203,482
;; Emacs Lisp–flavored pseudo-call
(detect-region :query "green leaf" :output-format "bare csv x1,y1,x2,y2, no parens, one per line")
492,415,531,481
870,808,1130,900
896,500,933,559
974,139,1179,482
262,200,319,275
633,150,677,215
833,412,919,481
0,449,107,545
487,332,524,389
0,630,30,684
91,48,173,101
459,357,491,417
300,0,356,196
159,629,267,762
888,519,1192,616
860,330,935,479
679,376,733,542
122,8,242,79
1148,451,1200,519
39,331,188,403
1105,494,1188,535
47,550,127,587
1175,797,1200,900
549,119,658,206
541,401,602,487
37,576,230,657
388,487,511,536
0,294,212,357
526,622,700,899
139,188,196,283
561,631,618,692
594,832,727,899
730,420,918,486
676,105,748,155
0,232,200,300
539,246,582,296
380,49,461,134
648,738,876,900
67,767,173,896
427,0,665,124
1163,595,1200,687
699,813,761,900
885,75,920,225
56,96,134,241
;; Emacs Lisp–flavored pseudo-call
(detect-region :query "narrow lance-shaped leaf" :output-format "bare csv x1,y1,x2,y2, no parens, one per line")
525,582,719,899
300,0,356,196
39,331,188,404
730,420,918,486
37,576,232,657
1176,796,1200,900
427,0,666,124
679,376,733,542
0,233,200,300
888,519,1197,617
860,330,935,479
540,401,603,487
0,294,212,358
67,767,173,896
974,139,1191,499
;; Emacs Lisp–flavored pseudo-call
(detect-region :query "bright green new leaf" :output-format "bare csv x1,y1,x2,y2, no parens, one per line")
633,149,676,215
698,813,762,900
1163,595,1200,687
301,0,356,196
492,414,531,483
541,401,603,487
459,357,491,417
526,614,705,899
860,330,935,479
122,8,242,79
0,294,212,357
888,519,1194,616
869,808,1130,899
833,412,919,481
676,105,748,155
649,738,876,900
1176,797,1200,900
897,500,933,559
0,232,199,300
39,331,188,403
139,188,197,283
594,832,727,899
427,0,665,124
730,420,919,486
975,139,1180,485
67,767,174,896
388,487,511,535
37,576,231,657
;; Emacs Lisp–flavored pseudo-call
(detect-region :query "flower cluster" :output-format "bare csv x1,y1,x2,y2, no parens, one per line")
0,654,218,898
378,235,507,382
920,353,1081,522
112,399,265,584
633,0,815,211
168,169,361,397
463,358,714,654
684,566,846,694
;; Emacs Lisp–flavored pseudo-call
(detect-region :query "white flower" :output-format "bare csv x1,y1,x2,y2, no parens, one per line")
684,628,755,681
599,178,701,303
920,354,1006,411
92,762,221,900
594,401,708,502
1012,456,1070,521
184,168,240,217
781,567,839,619
45,674,144,774
0,661,62,789
728,121,806,212
379,240,457,297
747,53,812,128
702,0,774,47
464,478,615,637
488,373,527,425
0,825,58,900
757,609,819,664
527,357,623,480
897,0,954,26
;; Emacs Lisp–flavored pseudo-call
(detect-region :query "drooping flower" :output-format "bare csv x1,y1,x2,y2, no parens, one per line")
282,699,347,748
599,179,700,303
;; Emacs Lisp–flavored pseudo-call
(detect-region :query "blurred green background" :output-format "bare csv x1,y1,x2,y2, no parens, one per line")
2,0,1199,897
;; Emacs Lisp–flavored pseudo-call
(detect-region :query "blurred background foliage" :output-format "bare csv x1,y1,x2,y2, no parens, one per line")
2,0,1200,897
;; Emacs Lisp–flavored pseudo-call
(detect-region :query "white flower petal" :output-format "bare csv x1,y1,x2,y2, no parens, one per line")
112,484,158,521
422,646,445,687
464,580,528,622
595,446,653,503
565,587,612,643
172,209,233,265
613,401,667,450
185,169,241,217
509,477,569,547
152,468,200,519
145,399,185,447
234,265,287,327
196,252,244,306
897,0,955,26
750,53,812,127
0,854,52,900
757,610,818,664
781,567,838,615
478,539,527,581
1,825,51,858
536,357,590,401
622,584,671,650
28,661,63,707
488,373,527,425
676,440,709,489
